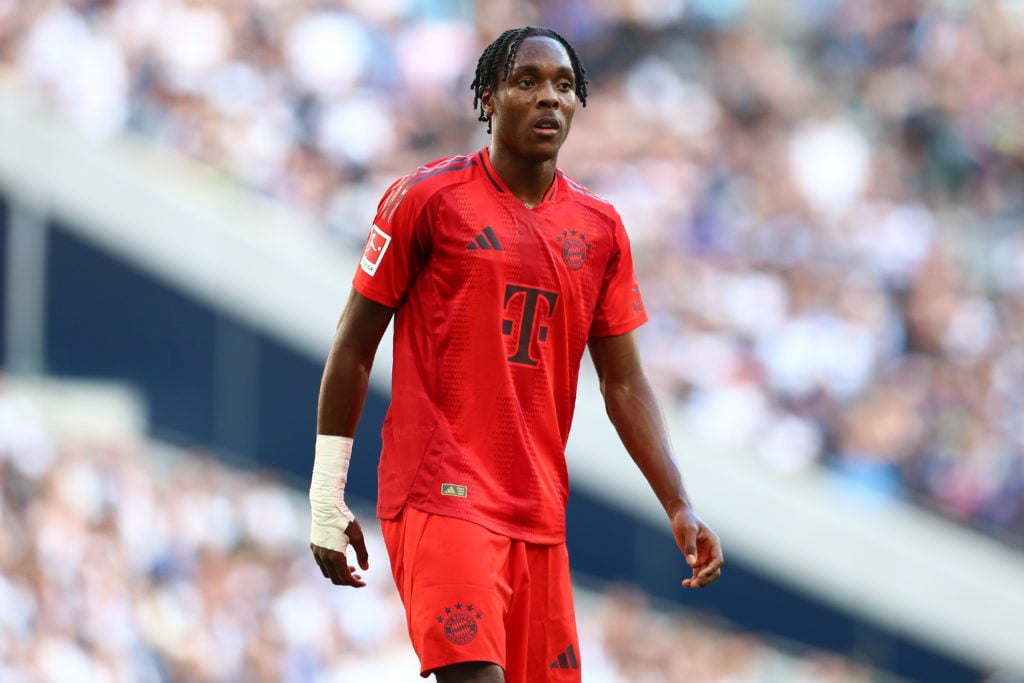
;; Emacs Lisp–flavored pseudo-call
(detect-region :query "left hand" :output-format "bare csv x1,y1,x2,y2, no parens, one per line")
671,508,724,588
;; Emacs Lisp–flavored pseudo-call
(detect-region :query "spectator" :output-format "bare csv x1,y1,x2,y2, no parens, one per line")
2,0,1022,546
0,386,891,682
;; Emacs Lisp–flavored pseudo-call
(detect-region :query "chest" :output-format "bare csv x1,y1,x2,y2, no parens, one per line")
424,191,612,293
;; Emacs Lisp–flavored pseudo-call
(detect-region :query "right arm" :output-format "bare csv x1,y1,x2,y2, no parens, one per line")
317,290,395,437
310,290,394,587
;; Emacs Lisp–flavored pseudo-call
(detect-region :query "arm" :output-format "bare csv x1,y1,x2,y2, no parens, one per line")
588,331,723,588
317,290,394,437
310,290,395,587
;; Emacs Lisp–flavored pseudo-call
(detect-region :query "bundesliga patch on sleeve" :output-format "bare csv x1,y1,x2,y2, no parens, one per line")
360,224,392,277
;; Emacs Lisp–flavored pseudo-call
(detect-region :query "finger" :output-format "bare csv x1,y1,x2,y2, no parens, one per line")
683,566,720,587
310,543,330,579
336,561,366,587
683,561,701,587
697,556,724,579
348,520,370,571
323,545,365,587
682,568,721,588
697,568,723,587
697,538,725,578
313,545,366,587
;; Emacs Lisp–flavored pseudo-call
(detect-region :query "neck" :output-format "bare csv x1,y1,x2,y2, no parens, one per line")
488,143,557,208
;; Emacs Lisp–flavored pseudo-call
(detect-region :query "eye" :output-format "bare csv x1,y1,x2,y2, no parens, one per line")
517,78,534,87
558,81,573,91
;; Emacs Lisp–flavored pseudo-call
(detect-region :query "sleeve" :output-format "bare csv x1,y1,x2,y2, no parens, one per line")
589,212,648,338
352,175,430,308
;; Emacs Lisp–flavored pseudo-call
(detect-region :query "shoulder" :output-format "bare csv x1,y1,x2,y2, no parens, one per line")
377,153,481,223
555,169,623,226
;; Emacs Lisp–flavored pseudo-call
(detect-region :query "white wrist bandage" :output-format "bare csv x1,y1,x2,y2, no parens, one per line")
309,434,355,553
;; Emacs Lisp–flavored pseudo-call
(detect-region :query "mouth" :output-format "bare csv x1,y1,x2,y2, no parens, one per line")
532,116,561,137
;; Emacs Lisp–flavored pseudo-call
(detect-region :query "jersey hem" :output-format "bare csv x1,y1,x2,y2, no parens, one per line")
378,502,566,546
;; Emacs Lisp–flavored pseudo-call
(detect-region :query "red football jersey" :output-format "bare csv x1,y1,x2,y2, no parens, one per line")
353,148,647,544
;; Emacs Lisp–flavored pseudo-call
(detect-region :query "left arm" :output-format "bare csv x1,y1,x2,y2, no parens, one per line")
588,331,724,588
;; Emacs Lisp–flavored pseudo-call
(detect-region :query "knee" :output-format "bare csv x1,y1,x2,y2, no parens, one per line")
433,661,504,683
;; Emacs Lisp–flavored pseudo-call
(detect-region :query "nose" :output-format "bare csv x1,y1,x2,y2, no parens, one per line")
537,81,559,109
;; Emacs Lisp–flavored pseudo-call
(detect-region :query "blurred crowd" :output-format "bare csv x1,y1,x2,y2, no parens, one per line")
1,0,1023,545
0,387,893,682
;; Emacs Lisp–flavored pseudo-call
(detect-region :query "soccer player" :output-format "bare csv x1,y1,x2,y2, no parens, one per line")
309,26,723,683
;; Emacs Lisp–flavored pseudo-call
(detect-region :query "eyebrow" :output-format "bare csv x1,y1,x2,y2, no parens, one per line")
510,64,575,79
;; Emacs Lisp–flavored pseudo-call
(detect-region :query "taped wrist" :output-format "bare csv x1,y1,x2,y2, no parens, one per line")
309,434,355,552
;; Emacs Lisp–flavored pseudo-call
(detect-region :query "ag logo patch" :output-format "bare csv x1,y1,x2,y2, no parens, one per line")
556,229,592,270
436,602,483,645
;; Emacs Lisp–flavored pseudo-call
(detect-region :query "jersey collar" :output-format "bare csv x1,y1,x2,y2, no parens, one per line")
477,147,560,207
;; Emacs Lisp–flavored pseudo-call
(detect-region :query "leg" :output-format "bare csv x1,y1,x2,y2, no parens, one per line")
381,508,515,678
434,661,505,683
524,542,582,681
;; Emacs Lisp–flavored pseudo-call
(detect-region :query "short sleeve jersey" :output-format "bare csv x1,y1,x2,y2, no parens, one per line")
353,148,647,544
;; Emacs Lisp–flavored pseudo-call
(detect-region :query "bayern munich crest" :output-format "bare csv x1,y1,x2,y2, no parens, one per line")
437,602,483,645
556,229,593,270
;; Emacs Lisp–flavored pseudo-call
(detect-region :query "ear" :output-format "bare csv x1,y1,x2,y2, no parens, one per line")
480,89,495,118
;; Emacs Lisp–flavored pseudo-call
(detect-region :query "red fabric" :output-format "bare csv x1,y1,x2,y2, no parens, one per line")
354,148,647,543
381,507,581,682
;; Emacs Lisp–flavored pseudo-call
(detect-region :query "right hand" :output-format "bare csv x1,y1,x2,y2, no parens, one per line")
311,518,370,587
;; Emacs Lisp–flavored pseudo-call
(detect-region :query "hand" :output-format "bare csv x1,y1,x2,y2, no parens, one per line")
671,508,723,588
310,518,370,587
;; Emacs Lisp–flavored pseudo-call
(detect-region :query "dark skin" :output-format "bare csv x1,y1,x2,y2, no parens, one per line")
480,36,577,207
311,35,723,683
310,289,391,589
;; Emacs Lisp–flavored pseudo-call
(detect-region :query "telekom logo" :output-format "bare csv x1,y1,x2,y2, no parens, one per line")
502,284,558,367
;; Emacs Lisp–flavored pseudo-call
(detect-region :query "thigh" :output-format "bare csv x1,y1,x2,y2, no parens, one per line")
434,661,505,683
382,507,514,678
521,542,581,682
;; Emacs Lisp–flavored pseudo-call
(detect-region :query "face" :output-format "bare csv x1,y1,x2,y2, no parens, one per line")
482,36,578,162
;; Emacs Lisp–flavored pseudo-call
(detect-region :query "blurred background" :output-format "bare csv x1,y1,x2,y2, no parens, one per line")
1,0,1023,681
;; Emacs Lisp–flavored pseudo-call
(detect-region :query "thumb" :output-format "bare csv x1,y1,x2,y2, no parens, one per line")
683,527,698,567
349,521,370,571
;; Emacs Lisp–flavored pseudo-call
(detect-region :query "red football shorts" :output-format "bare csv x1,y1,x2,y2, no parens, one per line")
381,506,582,681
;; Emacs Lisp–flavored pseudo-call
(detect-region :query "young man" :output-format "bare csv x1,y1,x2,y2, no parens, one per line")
309,26,723,683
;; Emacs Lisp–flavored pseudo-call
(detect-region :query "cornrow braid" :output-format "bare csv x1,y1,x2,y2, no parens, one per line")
470,26,588,134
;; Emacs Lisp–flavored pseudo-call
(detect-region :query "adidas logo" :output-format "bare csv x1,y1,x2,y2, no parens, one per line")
549,644,579,670
467,226,504,251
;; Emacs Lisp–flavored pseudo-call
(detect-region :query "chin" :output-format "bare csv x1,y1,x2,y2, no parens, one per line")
521,140,565,162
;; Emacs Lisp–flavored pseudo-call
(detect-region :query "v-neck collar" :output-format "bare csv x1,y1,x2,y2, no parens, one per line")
477,147,559,209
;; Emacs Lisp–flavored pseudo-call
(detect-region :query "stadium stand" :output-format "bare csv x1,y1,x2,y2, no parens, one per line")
2,0,1022,548
1,379,912,682
3,76,1023,683
2,0,1024,681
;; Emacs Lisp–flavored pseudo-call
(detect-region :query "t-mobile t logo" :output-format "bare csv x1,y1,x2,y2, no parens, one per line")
502,284,558,367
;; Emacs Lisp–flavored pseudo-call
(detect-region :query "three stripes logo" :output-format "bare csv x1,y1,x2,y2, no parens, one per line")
549,644,579,670
467,226,504,251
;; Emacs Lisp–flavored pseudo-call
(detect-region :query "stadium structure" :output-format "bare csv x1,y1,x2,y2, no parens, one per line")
5,0,1024,678
2,79,1022,683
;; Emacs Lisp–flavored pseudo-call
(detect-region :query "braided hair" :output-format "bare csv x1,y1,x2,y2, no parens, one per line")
470,27,588,133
